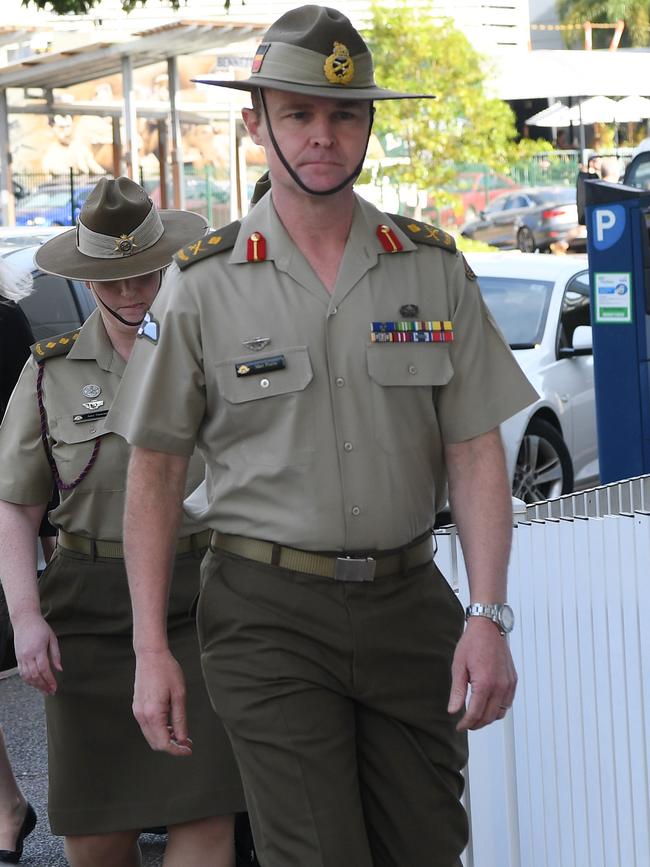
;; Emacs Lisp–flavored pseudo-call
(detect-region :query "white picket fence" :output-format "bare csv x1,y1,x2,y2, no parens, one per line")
435,477,650,867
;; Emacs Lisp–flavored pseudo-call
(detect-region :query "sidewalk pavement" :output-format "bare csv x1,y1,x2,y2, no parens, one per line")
0,667,165,866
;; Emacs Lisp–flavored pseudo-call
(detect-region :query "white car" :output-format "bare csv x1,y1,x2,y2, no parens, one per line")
466,252,599,503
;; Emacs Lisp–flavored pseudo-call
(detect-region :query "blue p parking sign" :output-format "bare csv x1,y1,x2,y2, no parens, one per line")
591,205,626,250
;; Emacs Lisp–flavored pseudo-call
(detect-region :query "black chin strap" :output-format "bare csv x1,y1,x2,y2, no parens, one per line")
93,272,162,327
260,90,375,197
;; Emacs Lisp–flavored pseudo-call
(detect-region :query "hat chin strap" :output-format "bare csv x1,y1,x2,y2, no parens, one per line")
93,272,162,327
260,90,375,197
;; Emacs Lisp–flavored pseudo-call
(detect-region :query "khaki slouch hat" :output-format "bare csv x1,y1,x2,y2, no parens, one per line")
35,176,206,282
194,5,436,102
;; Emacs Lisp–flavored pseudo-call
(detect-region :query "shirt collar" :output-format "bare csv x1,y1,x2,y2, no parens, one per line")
67,308,126,375
230,190,418,267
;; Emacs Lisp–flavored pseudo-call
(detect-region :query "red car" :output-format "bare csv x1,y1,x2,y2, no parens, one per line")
425,170,519,227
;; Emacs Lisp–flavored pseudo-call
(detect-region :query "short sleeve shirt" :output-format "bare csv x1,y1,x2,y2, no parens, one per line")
0,309,207,540
107,193,538,551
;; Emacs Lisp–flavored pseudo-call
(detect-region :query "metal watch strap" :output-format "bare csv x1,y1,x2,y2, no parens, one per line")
465,602,514,635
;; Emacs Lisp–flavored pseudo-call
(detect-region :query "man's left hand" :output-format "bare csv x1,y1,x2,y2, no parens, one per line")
447,616,517,731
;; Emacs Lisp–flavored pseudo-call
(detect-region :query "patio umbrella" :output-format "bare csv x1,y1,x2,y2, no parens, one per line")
612,95,650,123
568,95,618,125
526,102,572,127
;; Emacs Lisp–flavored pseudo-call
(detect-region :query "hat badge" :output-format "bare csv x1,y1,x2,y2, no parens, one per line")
324,41,355,86
115,233,137,255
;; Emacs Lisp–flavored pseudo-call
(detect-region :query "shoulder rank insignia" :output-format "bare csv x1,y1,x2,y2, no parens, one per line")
387,214,456,254
174,221,241,271
31,329,79,362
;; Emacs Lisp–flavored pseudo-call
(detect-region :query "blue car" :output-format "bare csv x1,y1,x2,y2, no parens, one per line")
15,184,95,227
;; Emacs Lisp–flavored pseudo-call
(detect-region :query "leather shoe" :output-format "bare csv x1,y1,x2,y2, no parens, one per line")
0,803,37,863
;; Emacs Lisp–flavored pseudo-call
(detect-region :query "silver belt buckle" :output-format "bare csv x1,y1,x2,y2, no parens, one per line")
334,556,376,582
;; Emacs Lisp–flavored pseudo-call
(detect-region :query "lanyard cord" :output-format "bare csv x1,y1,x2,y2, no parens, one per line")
36,361,101,491
259,90,375,197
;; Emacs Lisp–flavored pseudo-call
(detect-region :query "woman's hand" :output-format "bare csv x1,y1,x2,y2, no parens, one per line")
13,612,62,695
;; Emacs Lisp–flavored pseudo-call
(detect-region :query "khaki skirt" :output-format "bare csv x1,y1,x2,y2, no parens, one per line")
39,546,245,836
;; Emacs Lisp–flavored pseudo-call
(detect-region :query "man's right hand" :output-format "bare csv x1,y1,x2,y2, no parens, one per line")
132,649,193,757
13,612,62,695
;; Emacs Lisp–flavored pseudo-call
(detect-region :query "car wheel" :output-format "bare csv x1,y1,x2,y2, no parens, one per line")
517,226,536,253
512,418,574,504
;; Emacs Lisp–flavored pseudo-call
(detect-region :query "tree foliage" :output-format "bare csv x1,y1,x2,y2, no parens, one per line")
22,0,182,13
556,0,650,48
364,1,544,193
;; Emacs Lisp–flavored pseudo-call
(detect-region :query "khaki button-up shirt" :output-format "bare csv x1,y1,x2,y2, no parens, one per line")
0,309,206,541
107,193,537,551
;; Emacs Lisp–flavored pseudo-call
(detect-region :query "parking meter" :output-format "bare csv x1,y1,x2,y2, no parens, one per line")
585,180,650,483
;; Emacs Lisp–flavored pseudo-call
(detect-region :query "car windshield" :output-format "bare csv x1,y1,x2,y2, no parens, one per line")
20,190,70,208
476,275,554,348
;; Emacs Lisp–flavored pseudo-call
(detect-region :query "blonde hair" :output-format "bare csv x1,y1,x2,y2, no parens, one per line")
0,258,33,303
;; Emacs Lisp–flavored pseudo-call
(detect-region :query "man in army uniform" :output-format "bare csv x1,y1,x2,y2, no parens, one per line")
107,7,537,866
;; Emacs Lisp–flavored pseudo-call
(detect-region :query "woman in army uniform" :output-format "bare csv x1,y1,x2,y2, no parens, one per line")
0,177,245,867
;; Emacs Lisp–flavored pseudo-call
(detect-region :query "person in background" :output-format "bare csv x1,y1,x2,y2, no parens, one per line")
599,156,621,183
576,153,602,226
0,261,38,865
0,177,245,867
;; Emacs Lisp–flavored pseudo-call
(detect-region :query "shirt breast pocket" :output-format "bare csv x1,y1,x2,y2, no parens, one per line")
366,343,454,454
48,414,120,490
213,345,316,467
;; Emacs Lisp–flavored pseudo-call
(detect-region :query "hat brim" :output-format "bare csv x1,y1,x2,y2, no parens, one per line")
193,77,436,101
34,209,207,282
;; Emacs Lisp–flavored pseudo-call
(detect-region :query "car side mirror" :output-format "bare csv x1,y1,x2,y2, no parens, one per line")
559,324,593,357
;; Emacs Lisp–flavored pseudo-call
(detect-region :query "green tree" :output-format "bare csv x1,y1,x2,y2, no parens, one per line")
556,0,650,48
364,0,546,197
22,0,181,12
22,0,246,13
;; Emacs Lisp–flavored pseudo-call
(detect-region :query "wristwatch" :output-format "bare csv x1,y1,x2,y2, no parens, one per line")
465,602,515,635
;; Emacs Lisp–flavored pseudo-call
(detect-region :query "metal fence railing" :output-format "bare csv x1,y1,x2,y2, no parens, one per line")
7,150,638,229
11,167,233,228
435,474,650,867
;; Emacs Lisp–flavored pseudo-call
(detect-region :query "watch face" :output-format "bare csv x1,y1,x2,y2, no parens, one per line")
499,604,515,633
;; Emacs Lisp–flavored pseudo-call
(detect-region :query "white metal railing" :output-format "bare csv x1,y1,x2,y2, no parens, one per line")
523,474,650,521
435,476,650,867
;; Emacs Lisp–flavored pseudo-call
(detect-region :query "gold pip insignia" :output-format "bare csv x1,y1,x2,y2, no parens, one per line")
388,214,457,254
31,329,79,361
175,222,241,271
324,42,355,85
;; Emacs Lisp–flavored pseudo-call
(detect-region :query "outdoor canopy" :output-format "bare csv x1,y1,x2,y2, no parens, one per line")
526,95,650,127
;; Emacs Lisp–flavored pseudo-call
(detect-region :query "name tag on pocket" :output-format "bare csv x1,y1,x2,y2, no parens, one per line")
235,355,286,377
73,410,109,424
